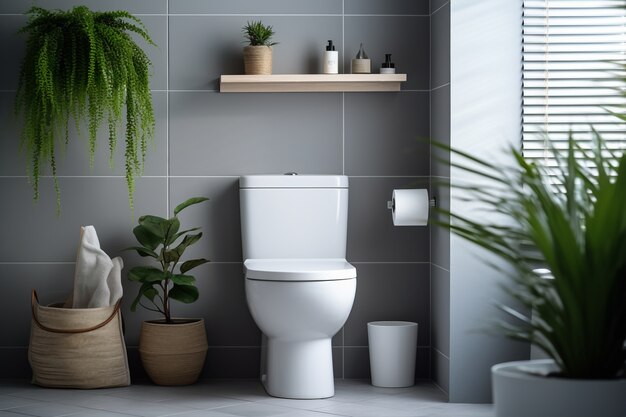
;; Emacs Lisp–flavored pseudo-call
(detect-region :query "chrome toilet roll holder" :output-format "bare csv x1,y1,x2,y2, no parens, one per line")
386,195,437,211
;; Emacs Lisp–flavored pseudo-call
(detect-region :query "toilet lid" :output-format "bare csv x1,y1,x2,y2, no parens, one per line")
244,258,357,282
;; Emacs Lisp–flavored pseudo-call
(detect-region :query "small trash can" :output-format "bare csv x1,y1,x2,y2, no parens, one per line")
367,321,418,388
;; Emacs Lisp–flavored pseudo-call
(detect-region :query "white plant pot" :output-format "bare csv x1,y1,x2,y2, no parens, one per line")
492,360,626,417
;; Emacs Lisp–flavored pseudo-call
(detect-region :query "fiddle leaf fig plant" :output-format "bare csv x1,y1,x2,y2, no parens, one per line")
127,197,209,323
15,6,156,212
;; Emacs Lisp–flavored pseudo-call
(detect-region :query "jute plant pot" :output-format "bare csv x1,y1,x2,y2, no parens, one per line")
243,45,272,75
139,319,208,386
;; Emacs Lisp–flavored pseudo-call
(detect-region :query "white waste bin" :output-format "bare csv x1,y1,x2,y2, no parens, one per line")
367,321,418,388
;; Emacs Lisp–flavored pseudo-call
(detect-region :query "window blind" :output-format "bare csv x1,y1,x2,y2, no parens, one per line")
522,0,626,169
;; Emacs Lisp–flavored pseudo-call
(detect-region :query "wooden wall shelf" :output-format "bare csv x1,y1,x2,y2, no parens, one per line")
220,74,407,93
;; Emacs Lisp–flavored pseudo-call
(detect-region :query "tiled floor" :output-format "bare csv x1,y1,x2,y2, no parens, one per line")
0,380,493,417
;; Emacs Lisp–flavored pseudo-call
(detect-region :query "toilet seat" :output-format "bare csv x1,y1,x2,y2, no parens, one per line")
244,258,356,282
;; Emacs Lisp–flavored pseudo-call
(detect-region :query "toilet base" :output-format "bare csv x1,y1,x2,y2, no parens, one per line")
262,337,334,399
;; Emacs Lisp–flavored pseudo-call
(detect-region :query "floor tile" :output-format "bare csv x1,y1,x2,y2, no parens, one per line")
0,396,44,411
0,380,493,417
102,385,183,403
64,411,136,417
6,403,86,417
316,402,424,417
7,390,104,405
423,403,494,417
162,411,240,417
159,394,249,411
213,403,294,417
256,397,342,411
64,395,195,417
0,411,33,417
267,411,345,417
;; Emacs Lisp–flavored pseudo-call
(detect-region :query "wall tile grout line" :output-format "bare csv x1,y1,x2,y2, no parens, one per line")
2,261,430,264
343,345,432,349
429,0,433,381
431,82,450,92
432,263,450,273
0,175,432,178
166,0,170,217
433,346,450,360
350,261,430,264
342,0,346,380
163,90,432,93
0,262,77,265
164,14,431,17
431,1,450,16
0,13,431,17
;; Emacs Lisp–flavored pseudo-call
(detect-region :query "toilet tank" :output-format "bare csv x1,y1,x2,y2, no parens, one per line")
240,175,349,260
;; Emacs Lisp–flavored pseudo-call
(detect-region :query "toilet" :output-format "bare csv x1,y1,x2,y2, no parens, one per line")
240,174,357,399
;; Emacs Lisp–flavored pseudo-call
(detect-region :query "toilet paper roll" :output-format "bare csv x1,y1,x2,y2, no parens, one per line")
391,189,429,226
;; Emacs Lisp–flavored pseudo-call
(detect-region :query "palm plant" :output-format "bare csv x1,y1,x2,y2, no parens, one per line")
15,6,155,212
434,133,626,379
242,20,278,46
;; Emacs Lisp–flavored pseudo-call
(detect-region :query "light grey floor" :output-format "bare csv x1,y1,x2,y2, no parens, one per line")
0,379,493,417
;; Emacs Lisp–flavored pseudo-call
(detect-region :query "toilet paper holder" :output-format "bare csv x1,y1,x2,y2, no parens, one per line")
386,196,436,211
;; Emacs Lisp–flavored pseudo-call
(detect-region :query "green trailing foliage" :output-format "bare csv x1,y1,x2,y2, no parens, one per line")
242,20,277,46
433,133,626,379
15,6,155,212
126,197,209,324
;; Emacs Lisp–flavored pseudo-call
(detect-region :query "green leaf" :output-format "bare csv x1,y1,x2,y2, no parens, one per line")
133,225,161,251
163,250,180,264
180,258,210,274
173,197,209,216
172,233,202,257
138,215,168,239
128,266,165,283
166,227,201,246
130,282,157,312
164,217,180,245
170,274,195,286
432,129,626,379
168,284,199,304
125,246,158,258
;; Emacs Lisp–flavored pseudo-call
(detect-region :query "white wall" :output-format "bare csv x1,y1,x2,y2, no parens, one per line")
449,0,529,403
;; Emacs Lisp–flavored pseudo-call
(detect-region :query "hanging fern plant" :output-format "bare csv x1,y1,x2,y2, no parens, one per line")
15,6,155,212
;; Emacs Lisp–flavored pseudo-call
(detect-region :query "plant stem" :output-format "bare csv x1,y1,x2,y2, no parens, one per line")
139,300,163,314
160,245,171,323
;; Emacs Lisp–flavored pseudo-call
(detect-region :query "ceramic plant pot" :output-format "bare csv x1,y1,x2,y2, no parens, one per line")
492,360,626,417
139,318,208,386
243,45,272,75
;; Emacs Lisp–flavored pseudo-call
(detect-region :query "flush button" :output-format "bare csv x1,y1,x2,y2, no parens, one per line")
284,172,298,175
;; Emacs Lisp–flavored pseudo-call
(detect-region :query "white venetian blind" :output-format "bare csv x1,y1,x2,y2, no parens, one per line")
522,0,626,168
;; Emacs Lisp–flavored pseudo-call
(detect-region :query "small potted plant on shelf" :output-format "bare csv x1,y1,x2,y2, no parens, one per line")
126,197,210,386
242,20,278,75
434,133,626,416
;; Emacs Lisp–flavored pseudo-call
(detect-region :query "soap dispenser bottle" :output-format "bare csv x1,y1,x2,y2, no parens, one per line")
380,54,396,74
323,40,338,74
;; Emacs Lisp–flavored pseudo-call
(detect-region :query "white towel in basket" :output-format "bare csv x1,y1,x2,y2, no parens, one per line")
71,225,124,308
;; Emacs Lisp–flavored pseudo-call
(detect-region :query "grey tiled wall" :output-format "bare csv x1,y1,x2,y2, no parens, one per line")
0,0,431,380
430,0,451,396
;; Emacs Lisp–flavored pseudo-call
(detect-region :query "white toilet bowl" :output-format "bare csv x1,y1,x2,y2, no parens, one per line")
245,258,356,399
239,175,357,399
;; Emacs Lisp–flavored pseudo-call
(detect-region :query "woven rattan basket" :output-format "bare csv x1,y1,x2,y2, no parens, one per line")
139,318,207,386
29,290,130,389
243,46,273,75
